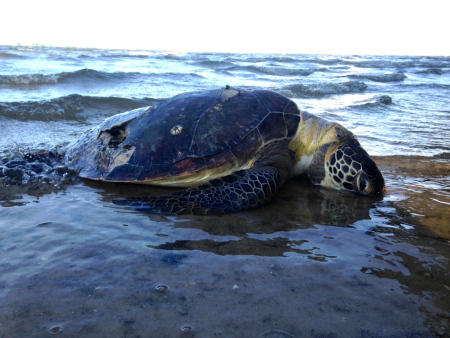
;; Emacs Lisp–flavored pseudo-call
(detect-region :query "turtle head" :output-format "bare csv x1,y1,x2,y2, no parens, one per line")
321,140,385,196
291,114,385,196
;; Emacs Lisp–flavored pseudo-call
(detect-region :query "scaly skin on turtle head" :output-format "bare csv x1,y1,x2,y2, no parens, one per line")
290,112,385,196
321,138,385,196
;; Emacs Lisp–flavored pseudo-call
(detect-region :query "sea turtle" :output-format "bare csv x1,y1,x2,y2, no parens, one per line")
66,87,385,214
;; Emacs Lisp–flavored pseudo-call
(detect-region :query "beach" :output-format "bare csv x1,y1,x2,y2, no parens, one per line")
1,46,449,336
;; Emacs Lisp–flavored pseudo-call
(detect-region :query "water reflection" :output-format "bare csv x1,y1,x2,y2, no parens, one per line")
91,177,450,335
374,154,450,239
359,202,450,337
361,235,450,336
1,175,449,336
148,237,312,257
92,178,380,256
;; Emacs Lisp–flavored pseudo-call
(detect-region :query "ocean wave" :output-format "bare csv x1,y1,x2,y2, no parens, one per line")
0,52,26,59
0,73,61,85
347,95,393,110
347,71,406,82
415,68,448,75
256,66,316,76
282,81,367,97
398,83,450,91
0,69,111,85
161,53,196,61
231,55,301,64
310,56,450,70
226,65,316,77
0,95,161,121
59,68,143,82
0,68,204,86
65,68,205,81
324,66,351,70
0,95,84,120
98,52,153,59
309,57,344,65
193,60,235,68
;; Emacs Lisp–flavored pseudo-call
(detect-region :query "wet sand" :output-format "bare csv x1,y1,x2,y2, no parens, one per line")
374,154,450,240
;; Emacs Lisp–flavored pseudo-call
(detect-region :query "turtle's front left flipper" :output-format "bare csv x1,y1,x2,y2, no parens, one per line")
113,166,285,214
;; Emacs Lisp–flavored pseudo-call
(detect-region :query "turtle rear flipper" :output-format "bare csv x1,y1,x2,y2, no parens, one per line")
113,166,285,214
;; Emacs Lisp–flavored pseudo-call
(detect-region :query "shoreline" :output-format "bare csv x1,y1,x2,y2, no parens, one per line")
374,155,450,240
1,154,448,240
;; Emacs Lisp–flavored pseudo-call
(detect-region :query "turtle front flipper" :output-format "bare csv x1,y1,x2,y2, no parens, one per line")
113,166,285,214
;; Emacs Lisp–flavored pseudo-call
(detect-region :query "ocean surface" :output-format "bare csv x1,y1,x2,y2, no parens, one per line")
1,45,449,336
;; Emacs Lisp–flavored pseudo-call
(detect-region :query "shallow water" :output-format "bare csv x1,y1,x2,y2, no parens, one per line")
1,176,449,336
1,46,449,336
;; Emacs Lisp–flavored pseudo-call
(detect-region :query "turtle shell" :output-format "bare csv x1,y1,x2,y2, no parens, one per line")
67,88,300,185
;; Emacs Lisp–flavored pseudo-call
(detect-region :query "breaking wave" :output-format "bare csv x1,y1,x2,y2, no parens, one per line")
226,65,316,77
0,73,61,85
282,80,367,97
415,68,447,75
0,95,161,121
347,71,407,82
0,68,204,86
0,52,27,59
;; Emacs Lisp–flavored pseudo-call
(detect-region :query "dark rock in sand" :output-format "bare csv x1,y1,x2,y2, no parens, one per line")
25,162,45,174
5,159,26,168
3,167,23,181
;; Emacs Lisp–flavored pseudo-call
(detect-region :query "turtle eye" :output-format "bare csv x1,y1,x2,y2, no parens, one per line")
357,174,367,192
356,172,375,195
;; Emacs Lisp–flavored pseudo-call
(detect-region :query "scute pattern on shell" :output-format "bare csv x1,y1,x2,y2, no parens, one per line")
79,89,301,182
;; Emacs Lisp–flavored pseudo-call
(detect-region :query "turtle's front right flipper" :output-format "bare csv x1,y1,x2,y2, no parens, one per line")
113,166,284,214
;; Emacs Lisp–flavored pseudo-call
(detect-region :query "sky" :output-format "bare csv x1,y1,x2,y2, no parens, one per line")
1,0,448,55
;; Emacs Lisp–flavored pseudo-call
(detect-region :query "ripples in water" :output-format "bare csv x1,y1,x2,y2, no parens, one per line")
1,176,448,336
